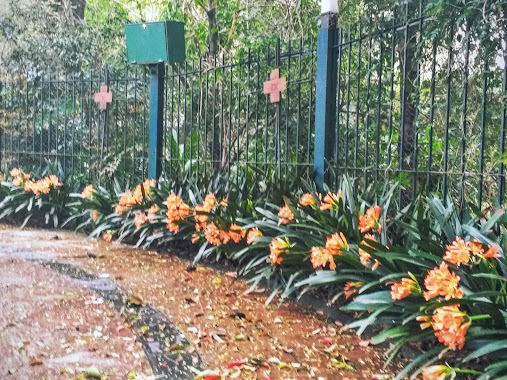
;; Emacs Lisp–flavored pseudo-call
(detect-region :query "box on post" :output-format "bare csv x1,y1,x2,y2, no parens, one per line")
125,21,185,64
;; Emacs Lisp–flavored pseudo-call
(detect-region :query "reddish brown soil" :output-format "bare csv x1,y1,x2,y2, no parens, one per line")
0,225,404,379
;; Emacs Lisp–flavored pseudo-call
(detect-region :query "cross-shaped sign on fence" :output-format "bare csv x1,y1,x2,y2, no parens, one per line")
94,85,113,110
263,69,287,103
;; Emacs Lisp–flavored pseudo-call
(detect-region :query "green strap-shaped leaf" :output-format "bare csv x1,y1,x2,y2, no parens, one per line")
463,339,507,362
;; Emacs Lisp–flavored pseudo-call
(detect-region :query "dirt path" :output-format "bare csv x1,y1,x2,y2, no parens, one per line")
0,225,403,379
0,245,153,379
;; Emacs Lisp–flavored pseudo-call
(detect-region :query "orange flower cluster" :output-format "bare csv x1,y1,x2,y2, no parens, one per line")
270,237,291,265
92,210,100,222
114,180,157,215
102,230,113,242
444,237,470,266
24,175,62,196
10,168,31,186
278,204,295,224
204,223,223,246
325,232,348,254
229,223,246,243
189,194,244,246
81,184,94,199
148,205,159,220
417,305,470,351
247,228,263,245
421,365,452,380
134,212,148,228
202,222,246,246
166,193,190,233
320,191,342,211
194,193,217,230
310,232,348,270
444,237,500,265
390,276,420,301
358,206,382,233
344,281,362,299
310,247,336,270
0,173,5,182
423,262,464,301
115,190,138,214
133,179,156,203
299,193,315,207
358,234,381,271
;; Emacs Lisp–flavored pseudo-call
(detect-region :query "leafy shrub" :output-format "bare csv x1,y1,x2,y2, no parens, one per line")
0,168,69,227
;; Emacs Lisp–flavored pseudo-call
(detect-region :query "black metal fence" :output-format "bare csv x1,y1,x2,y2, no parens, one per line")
1,0,507,209
163,40,316,184
329,0,507,209
0,67,151,183
0,39,317,187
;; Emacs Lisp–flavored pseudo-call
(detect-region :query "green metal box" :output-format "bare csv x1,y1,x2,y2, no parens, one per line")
125,21,185,64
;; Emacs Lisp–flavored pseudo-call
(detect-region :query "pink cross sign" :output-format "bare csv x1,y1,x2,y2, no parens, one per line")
263,69,287,103
94,85,113,110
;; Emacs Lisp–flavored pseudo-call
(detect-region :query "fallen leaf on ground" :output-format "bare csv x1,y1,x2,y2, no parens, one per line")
127,294,143,306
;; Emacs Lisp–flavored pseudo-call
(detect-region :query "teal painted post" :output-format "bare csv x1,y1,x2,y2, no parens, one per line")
314,12,338,193
148,63,165,180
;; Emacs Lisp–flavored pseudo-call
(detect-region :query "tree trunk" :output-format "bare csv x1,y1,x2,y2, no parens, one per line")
399,21,418,207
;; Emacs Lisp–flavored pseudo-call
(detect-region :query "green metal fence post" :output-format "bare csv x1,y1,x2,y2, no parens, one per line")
314,5,338,193
148,63,165,180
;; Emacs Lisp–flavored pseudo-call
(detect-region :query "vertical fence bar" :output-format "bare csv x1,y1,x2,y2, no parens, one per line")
314,10,338,192
478,62,489,210
264,45,269,174
285,40,292,177
308,36,315,174
203,57,209,177
427,41,437,190
387,12,396,179
364,21,373,187
412,0,423,200
148,63,165,180
122,66,128,185
375,26,384,182
227,56,233,176
498,42,507,205
236,57,242,185
55,71,60,168
459,23,471,213
246,49,252,172
63,71,68,173
255,47,261,184
442,26,453,202
335,30,342,188
197,58,202,176
354,24,362,181
399,3,410,206
345,29,352,173
275,38,282,177
297,39,303,172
